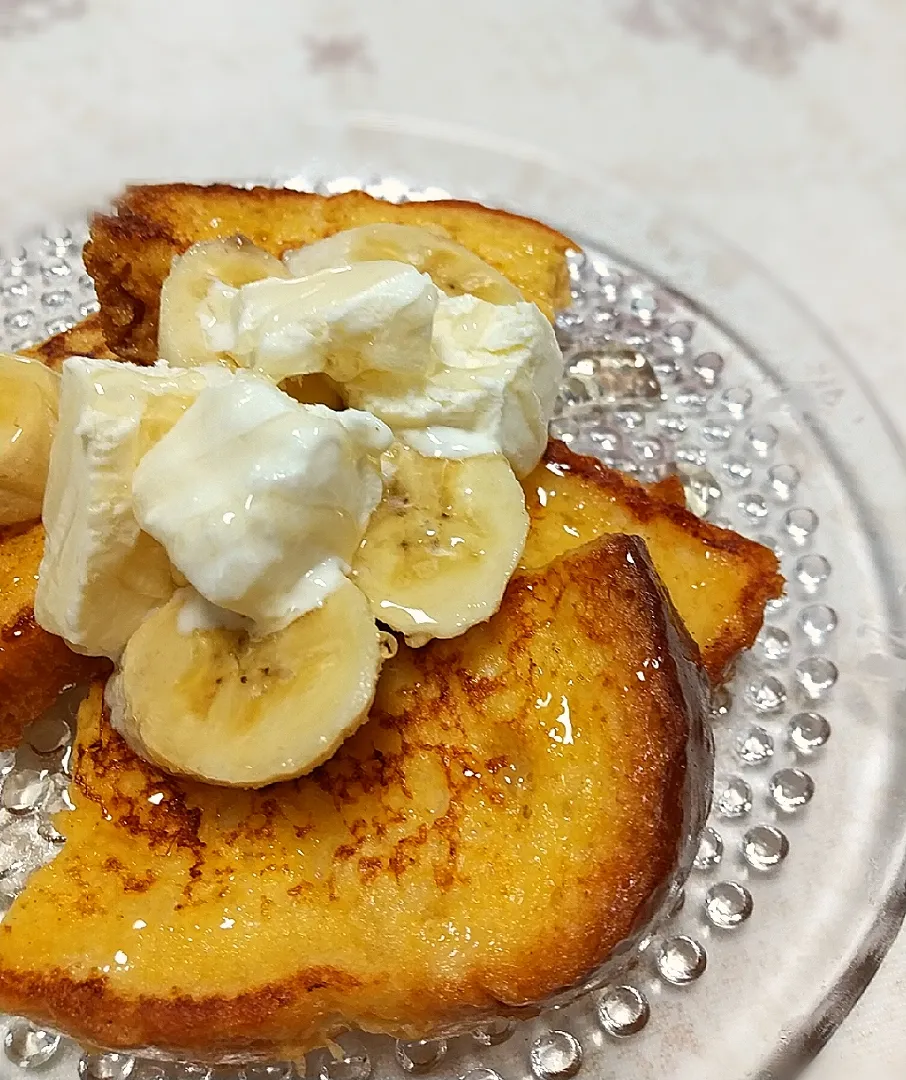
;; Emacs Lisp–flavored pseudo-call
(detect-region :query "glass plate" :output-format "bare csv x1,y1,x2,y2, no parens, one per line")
1,124,905,1080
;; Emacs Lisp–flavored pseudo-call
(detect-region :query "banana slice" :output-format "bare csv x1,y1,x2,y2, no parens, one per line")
283,223,523,306
108,581,382,787
352,443,529,645
0,353,59,526
159,236,288,366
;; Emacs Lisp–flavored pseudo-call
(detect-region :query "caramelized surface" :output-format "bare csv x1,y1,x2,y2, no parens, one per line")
648,473,686,508
522,442,783,681
23,313,116,370
0,523,108,749
85,185,575,363
0,537,706,1059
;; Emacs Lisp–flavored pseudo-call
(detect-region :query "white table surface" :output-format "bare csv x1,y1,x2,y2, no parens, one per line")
1,0,904,1074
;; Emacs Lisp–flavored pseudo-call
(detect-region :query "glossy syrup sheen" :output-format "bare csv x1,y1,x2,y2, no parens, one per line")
0,535,701,1058
520,446,783,681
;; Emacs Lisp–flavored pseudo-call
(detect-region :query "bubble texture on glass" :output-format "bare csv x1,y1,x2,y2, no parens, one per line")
796,554,831,593
78,1054,136,1080
470,1020,515,1047
798,605,838,647
704,882,754,929
789,712,831,755
24,716,71,756
746,675,788,713
736,726,775,766
241,1067,294,1080
394,1040,447,1074
758,626,791,663
529,1032,582,1080
1,770,50,815
4,1019,63,1069
711,686,732,720
132,1063,170,1080
795,658,838,699
743,826,790,871
694,826,724,870
318,1052,371,1080
655,936,708,985
717,777,754,819
770,769,816,812
597,986,651,1037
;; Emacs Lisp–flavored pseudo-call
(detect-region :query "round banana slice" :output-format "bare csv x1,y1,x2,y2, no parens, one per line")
0,353,58,527
159,236,288,367
108,581,382,787
283,223,523,306
352,443,529,646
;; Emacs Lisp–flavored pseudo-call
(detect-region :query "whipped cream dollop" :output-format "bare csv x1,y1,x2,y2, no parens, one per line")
348,293,561,477
200,261,439,384
35,358,231,658
200,267,561,477
132,373,392,634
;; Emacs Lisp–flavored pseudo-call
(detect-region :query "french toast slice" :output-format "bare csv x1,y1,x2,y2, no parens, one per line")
522,441,782,682
1,184,572,745
0,320,776,746
0,536,710,1059
85,185,575,364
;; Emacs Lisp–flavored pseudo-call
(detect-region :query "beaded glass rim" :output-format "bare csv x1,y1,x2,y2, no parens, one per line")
0,162,904,1080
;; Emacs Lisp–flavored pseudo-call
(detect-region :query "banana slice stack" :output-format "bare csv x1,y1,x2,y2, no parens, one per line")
39,224,562,788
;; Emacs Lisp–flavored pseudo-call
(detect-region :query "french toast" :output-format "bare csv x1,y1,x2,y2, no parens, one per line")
522,441,782,682
0,188,779,1059
85,185,575,364
0,187,573,746
0,536,710,1058
648,472,686,507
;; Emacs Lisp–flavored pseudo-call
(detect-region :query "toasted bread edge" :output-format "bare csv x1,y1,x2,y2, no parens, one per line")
0,536,708,1058
85,185,576,363
23,313,116,369
539,440,784,681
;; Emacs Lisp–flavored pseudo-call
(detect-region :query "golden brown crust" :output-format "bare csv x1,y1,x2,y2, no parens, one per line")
649,472,686,508
0,523,110,749
522,441,783,681
0,430,776,751
22,313,116,369
0,536,707,1058
84,184,576,363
